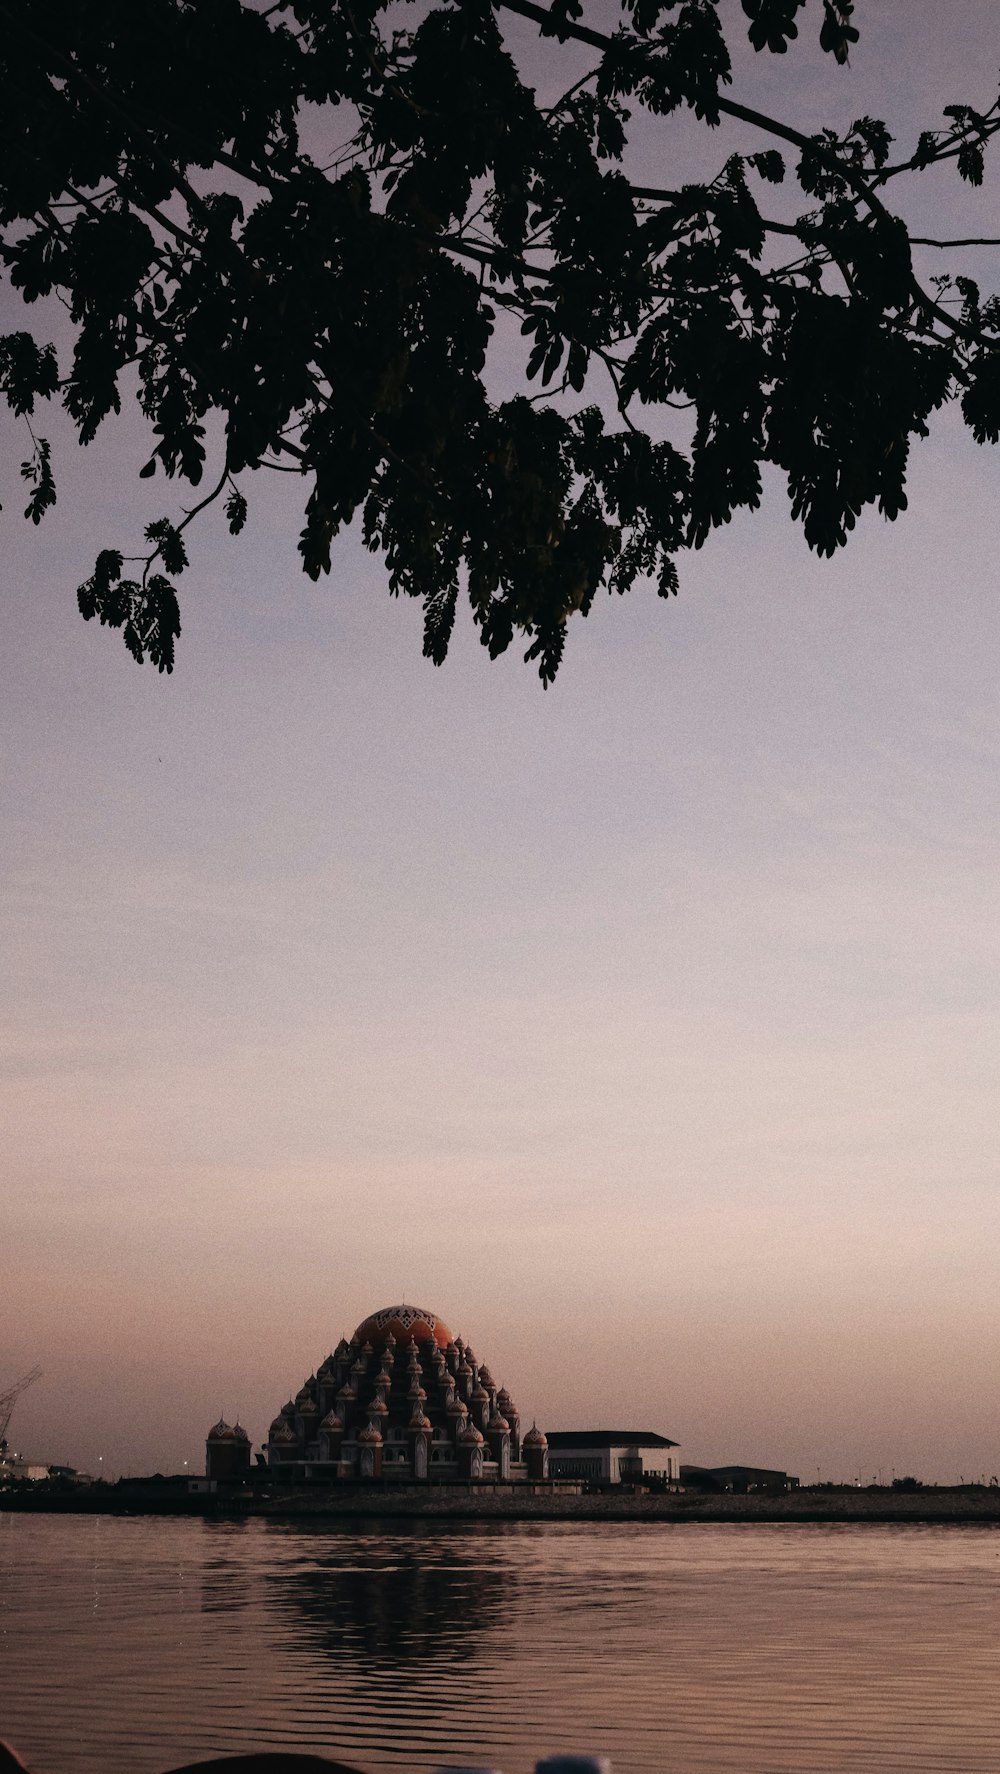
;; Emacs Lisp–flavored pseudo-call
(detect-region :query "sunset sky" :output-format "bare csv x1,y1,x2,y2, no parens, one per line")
3,0,999,1486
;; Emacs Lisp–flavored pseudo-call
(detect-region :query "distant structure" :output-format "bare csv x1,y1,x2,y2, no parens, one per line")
205,1419,251,1481
242,1303,549,1485
680,1463,799,1493
0,1457,91,1485
546,1430,679,1485
0,1366,42,1463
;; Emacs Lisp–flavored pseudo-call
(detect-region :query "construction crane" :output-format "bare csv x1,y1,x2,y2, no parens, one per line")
0,1367,42,1456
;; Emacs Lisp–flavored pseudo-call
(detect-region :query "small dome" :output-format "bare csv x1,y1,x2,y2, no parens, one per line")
282,1399,296,1416
357,1420,383,1445
298,1397,318,1416
458,1421,485,1446
408,1407,433,1431
319,1410,343,1431
471,1384,490,1404
488,1410,511,1434
368,1396,389,1417
523,1423,548,1449
208,1418,234,1440
269,1414,289,1436
337,1382,356,1402
270,1421,298,1444
232,1423,250,1442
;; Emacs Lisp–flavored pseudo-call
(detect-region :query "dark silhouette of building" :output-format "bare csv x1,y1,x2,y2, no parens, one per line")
205,1419,251,1480
256,1303,549,1484
680,1463,799,1493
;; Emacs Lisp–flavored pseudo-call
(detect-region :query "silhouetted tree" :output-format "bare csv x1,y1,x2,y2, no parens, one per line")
4,0,1000,679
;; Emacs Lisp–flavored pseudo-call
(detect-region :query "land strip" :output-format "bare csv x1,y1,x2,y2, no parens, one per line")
4,1484,1000,1525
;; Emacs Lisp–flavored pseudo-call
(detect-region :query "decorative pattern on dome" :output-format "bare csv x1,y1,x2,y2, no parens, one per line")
353,1303,453,1348
374,1304,435,1331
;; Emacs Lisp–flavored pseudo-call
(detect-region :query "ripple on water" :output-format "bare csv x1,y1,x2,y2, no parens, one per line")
2,1516,1000,1774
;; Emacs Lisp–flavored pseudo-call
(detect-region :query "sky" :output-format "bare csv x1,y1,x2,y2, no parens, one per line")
3,0,1000,1486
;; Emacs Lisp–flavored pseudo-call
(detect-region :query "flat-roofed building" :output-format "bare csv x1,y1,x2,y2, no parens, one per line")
680,1463,799,1493
546,1430,679,1485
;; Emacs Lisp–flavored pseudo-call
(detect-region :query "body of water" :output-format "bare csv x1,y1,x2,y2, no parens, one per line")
1,1514,998,1773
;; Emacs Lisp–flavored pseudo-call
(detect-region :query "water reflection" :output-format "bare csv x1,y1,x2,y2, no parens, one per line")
4,1516,1000,1774
255,1522,517,1668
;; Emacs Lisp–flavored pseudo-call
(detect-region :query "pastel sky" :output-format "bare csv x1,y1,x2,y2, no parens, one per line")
3,0,999,1485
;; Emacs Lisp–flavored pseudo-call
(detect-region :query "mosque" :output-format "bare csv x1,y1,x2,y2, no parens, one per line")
206,1303,549,1484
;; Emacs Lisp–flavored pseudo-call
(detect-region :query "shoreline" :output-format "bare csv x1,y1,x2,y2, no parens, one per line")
4,1484,1000,1525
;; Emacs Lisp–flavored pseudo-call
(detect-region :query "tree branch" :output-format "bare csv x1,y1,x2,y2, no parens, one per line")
911,235,1000,248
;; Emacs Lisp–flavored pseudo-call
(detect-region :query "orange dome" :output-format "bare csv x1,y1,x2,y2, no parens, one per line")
353,1304,453,1349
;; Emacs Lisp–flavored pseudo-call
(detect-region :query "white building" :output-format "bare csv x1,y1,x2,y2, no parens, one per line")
545,1430,679,1485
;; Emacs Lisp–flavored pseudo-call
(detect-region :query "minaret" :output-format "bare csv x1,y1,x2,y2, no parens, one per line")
319,1409,344,1466
487,1408,511,1479
523,1423,549,1482
357,1419,383,1481
457,1420,485,1481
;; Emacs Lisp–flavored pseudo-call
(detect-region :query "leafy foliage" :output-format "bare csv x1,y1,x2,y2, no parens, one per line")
2,0,1000,679
20,432,56,524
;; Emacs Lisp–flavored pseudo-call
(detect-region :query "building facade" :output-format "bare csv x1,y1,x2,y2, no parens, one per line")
545,1430,679,1485
233,1303,549,1485
205,1419,252,1480
679,1464,799,1493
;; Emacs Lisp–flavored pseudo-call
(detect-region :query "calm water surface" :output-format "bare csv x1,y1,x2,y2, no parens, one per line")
1,1515,998,1773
